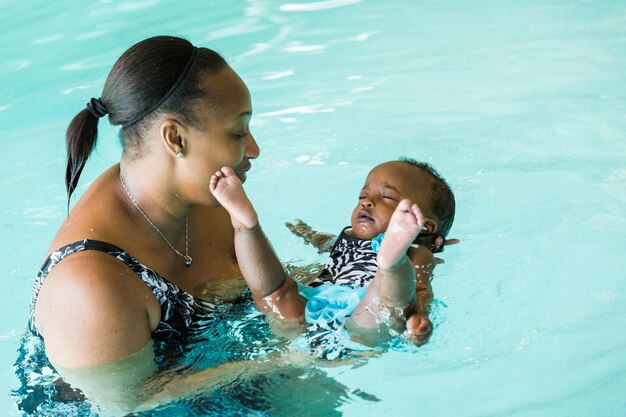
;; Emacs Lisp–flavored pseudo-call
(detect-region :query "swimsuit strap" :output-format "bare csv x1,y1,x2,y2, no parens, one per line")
37,239,127,278
326,226,353,252
29,239,197,336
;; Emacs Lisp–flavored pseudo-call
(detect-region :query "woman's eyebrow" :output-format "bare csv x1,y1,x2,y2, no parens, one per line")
234,110,252,120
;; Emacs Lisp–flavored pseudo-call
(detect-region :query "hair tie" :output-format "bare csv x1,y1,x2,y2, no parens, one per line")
122,46,198,128
86,98,108,118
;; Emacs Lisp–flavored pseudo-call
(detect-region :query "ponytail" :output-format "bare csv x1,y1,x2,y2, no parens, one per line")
65,108,100,208
62,36,227,210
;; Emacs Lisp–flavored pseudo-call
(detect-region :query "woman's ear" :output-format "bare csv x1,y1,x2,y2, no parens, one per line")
160,119,185,158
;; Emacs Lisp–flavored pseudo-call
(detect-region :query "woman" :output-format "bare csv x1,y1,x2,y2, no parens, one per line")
25,35,302,413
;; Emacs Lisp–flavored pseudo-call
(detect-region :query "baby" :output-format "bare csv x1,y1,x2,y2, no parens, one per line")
209,158,455,344
293,158,455,342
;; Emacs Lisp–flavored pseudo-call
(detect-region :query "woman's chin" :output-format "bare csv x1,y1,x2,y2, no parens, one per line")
236,171,247,183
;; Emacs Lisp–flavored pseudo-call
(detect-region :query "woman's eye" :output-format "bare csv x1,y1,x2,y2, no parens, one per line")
382,195,396,200
235,132,247,140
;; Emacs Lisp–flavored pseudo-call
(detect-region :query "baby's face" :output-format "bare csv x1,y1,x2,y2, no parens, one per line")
350,162,434,240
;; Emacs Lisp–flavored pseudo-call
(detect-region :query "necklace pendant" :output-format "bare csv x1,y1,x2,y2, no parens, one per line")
185,256,193,268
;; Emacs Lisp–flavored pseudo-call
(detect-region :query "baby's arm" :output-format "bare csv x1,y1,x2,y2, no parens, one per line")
403,247,436,343
209,167,306,320
408,247,435,314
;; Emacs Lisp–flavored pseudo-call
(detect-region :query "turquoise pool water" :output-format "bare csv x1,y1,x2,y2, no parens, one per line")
2,0,626,415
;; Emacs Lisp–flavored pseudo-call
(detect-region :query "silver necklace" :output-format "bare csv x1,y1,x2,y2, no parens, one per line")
119,174,192,268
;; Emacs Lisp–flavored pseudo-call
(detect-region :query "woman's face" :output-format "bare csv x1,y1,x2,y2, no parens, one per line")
181,65,260,206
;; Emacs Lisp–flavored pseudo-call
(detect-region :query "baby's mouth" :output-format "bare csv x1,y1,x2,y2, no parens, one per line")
356,210,374,222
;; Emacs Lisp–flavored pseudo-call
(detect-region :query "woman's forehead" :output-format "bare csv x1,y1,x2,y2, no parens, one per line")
199,66,252,118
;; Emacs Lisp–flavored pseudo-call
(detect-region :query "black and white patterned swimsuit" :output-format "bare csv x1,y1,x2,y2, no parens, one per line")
300,227,379,360
311,227,378,288
29,239,204,338
15,239,266,416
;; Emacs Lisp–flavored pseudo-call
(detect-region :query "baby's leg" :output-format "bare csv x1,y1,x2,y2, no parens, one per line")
209,166,258,231
350,199,424,331
210,167,306,322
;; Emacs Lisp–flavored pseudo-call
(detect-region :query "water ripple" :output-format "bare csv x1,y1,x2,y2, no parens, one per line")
262,70,294,80
60,57,109,71
280,0,362,12
350,86,375,93
234,43,273,61
75,30,107,41
61,85,90,95
257,105,334,118
331,30,379,43
31,34,63,45
7,60,30,71
91,0,159,14
281,43,327,53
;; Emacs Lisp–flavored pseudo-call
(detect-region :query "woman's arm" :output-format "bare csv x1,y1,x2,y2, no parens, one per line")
33,251,161,413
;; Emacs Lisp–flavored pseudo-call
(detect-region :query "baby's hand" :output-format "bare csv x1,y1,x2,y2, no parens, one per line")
404,313,433,345
285,219,335,253
209,167,258,231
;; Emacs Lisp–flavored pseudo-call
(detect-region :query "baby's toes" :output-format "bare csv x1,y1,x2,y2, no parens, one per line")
395,198,412,212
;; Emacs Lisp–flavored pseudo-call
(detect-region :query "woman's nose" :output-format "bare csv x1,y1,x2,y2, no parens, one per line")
245,132,260,159
361,198,373,208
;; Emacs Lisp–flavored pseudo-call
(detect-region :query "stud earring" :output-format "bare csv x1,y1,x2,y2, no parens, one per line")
176,151,184,158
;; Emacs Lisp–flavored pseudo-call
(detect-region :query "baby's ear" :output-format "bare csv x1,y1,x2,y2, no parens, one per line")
424,219,438,234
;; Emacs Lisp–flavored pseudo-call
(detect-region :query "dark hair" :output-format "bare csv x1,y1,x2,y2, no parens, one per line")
64,36,228,205
397,157,456,237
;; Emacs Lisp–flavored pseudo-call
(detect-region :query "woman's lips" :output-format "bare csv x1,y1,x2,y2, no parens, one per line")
236,164,251,183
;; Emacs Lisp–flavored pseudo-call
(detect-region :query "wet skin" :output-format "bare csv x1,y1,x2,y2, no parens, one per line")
34,65,261,368
350,161,439,240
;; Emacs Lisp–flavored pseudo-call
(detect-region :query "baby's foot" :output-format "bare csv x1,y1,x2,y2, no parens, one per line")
377,199,425,270
404,313,433,345
209,166,258,230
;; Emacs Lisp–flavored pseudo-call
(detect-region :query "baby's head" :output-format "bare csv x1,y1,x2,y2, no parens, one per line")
350,157,455,242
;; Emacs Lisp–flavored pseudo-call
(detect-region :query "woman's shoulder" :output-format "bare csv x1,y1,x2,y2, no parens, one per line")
34,247,161,335
47,165,133,253
34,250,159,365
